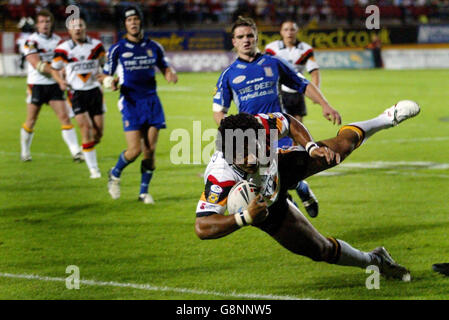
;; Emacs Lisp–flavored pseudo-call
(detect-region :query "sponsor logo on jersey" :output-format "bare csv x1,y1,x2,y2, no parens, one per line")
232,75,246,84
207,192,220,204
207,185,223,204
122,52,133,58
210,185,223,194
264,67,273,77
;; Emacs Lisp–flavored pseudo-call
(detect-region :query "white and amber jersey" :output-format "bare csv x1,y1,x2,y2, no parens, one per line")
23,32,62,85
196,112,293,217
265,40,319,93
51,37,105,91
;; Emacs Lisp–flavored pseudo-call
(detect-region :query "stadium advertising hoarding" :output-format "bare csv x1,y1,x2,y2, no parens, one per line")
382,49,449,69
165,51,236,72
256,26,419,50
128,26,418,52
315,50,374,69
418,25,449,44
123,31,227,51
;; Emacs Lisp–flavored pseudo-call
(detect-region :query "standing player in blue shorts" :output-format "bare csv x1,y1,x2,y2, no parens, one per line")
99,6,178,204
212,16,341,218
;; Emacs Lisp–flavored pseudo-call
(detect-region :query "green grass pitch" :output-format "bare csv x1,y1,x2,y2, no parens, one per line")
0,70,448,300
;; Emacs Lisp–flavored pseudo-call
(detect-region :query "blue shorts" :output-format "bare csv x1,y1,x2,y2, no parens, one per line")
118,95,166,131
277,136,293,149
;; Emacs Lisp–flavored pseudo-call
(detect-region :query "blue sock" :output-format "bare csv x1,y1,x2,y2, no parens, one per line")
295,180,310,201
140,170,153,195
112,151,131,178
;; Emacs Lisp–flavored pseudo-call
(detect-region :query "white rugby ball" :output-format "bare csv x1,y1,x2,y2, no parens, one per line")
103,76,115,89
227,180,258,215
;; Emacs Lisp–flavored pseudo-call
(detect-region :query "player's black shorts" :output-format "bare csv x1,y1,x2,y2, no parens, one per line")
68,87,104,117
27,84,65,106
255,149,310,235
281,91,307,117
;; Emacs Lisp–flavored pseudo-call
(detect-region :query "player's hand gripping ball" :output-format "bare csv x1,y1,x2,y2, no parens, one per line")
227,180,259,215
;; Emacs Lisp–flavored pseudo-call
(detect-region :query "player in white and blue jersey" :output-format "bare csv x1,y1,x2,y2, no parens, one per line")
212,17,342,218
99,6,178,204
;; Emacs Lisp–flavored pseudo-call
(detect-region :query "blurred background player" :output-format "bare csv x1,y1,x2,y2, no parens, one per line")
99,6,178,204
50,16,106,179
212,16,341,218
20,9,82,162
265,20,324,218
16,17,35,71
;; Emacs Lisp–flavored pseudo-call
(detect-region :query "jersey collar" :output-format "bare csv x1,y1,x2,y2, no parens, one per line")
237,52,263,64
281,40,300,49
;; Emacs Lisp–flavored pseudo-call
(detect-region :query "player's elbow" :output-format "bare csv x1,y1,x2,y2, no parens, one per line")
194,218,213,240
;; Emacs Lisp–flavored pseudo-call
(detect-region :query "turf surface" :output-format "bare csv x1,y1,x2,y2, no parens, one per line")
0,70,448,300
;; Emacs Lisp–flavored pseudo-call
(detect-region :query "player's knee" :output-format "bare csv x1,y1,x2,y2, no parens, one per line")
126,147,141,160
141,158,155,173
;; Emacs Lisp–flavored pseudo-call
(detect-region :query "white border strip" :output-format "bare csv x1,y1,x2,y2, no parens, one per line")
0,272,307,300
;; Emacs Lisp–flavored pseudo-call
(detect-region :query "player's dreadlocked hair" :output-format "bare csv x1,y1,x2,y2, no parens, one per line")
216,113,264,161
231,16,257,38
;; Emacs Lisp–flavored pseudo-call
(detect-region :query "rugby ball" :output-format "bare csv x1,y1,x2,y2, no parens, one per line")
103,76,115,89
227,180,258,215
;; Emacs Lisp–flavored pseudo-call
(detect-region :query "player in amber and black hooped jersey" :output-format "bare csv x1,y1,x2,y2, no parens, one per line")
196,108,418,281
51,16,106,179
20,9,82,163
99,5,178,204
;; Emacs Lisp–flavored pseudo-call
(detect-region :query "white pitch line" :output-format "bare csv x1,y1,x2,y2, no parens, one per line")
373,136,449,144
338,161,449,170
0,150,67,159
0,272,307,300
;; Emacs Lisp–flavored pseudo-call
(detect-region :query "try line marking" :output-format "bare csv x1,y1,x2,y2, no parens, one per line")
0,272,308,300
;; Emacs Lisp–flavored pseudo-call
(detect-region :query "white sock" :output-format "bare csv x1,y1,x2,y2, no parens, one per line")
349,113,393,142
61,128,81,156
335,239,380,269
83,148,99,170
20,127,34,157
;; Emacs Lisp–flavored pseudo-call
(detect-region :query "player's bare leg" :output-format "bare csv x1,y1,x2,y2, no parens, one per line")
20,103,41,161
138,126,159,204
92,114,104,145
262,200,410,280
304,100,421,178
49,100,82,161
75,112,100,178
108,130,142,199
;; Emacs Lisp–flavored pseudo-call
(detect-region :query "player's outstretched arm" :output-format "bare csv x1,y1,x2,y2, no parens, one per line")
287,114,340,164
195,196,267,240
287,114,314,146
304,82,341,125
195,214,241,240
310,69,320,89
